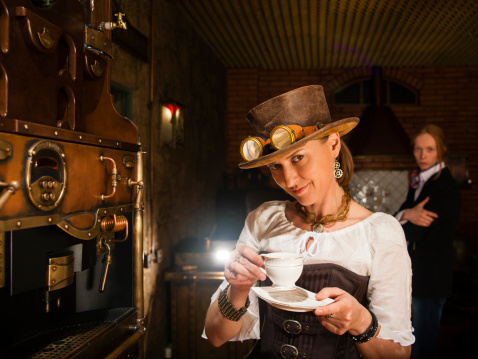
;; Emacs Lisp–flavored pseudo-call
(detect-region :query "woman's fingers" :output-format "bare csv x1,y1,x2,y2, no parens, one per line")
236,245,266,280
237,254,267,280
314,287,344,318
315,286,344,301
417,210,438,227
225,247,266,283
314,287,366,335
237,245,264,266
225,263,256,286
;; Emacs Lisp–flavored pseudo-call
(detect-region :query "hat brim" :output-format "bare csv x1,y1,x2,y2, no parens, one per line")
238,117,360,169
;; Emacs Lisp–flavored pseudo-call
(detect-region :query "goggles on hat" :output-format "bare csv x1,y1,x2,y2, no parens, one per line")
240,124,319,162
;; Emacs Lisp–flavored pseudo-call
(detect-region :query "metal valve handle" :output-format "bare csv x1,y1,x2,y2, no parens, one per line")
99,241,112,293
103,12,127,30
0,180,20,211
99,155,119,200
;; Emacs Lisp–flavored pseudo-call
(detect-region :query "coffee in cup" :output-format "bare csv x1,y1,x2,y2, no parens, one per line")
261,252,304,288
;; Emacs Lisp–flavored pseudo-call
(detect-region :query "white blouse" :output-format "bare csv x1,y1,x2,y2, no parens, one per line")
204,201,415,346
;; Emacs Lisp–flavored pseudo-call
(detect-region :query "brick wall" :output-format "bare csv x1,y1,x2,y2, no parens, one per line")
226,66,478,232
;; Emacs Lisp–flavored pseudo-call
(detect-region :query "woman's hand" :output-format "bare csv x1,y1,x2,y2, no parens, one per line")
402,197,438,227
205,245,266,347
225,245,267,290
314,287,372,336
314,288,411,358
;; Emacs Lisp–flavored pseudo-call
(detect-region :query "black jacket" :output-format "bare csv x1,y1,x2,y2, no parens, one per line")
398,167,461,298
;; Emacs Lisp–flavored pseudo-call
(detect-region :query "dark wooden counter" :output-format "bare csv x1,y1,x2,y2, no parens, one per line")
165,270,255,359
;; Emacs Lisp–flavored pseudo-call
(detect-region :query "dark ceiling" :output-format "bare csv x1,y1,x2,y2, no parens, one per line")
176,0,478,69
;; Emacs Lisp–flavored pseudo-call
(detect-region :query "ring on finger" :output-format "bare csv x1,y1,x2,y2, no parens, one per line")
234,253,242,261
326,314,333,319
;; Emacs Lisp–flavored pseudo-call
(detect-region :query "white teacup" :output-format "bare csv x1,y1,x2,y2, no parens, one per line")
261,252,304,289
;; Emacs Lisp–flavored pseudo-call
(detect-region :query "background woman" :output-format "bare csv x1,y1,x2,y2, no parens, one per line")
396,124,461,359
204,85,414,358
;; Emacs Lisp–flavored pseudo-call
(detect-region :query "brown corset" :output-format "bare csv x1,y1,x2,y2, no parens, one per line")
245,263,370,359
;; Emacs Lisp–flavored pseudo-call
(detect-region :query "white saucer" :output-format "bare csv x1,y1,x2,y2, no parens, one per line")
251,286,335,312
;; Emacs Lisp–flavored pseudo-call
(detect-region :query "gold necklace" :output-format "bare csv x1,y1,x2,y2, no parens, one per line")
295,188,351,233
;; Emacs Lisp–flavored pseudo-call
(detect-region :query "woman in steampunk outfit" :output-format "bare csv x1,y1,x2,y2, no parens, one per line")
204,85,414,358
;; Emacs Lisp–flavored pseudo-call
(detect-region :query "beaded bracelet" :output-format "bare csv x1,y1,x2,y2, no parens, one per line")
347,309,379,343
218,284,250,322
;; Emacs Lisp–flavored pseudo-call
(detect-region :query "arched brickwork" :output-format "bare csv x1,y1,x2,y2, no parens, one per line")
326,67,423,92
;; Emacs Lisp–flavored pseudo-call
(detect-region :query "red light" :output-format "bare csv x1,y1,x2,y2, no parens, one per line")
165,104,177,116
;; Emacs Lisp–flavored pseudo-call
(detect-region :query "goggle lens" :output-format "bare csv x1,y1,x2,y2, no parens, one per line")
241,138,263,161
271,126,295,150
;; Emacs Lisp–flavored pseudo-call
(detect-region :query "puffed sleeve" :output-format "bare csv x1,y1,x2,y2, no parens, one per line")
368,214,415,346
201,204,267,341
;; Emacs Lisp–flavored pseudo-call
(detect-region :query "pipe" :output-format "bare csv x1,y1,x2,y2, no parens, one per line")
133,150,145,355
148,0,155,256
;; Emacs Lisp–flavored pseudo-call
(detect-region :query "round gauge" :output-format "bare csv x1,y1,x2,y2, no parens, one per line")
25,140,67,211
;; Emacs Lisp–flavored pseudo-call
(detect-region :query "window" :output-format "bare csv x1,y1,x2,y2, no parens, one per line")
111,82,133,119
334,78,417,105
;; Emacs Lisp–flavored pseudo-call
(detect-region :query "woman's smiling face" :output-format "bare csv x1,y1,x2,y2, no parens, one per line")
267,134,339,206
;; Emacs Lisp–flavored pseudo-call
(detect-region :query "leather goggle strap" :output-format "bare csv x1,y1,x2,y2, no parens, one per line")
284,124,318,140
247,124,318,145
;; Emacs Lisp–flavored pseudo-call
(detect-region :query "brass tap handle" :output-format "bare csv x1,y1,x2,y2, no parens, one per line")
114,12,127,30
0,180,20,211
99,242,112,293
103,12,127,30
100,155,119,200
127,178,143,189
127,179,144,209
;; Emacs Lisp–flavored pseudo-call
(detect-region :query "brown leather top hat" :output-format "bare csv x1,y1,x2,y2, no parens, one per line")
239,85,359,169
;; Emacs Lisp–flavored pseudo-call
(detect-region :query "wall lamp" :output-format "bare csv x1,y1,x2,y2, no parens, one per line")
161,100,185,148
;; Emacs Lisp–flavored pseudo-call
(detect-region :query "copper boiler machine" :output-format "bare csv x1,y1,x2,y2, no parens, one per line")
0,0,145,357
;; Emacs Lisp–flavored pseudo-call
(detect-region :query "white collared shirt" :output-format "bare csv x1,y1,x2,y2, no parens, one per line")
413,162,444,200
396,162,445,223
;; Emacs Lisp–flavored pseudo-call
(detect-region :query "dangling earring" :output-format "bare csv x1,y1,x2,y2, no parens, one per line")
334,159,343,179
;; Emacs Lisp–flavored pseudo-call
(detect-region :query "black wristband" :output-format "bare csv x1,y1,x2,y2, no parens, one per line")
347,309,379,343
218,284,250,322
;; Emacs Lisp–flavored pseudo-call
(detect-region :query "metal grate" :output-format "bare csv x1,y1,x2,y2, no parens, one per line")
29,322,112,359
2,308,135,359
175,0,478,69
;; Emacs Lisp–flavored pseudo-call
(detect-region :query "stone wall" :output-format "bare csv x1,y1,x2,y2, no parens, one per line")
110,1,227,357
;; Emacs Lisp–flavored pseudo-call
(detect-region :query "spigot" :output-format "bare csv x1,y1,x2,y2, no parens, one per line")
103,12,127,30
99,242,112,293
127,179,144,209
